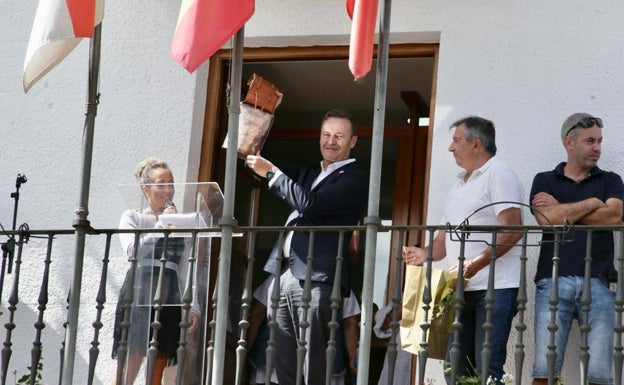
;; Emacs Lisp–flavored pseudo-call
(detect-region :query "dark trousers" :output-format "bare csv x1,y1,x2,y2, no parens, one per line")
445,288,518,384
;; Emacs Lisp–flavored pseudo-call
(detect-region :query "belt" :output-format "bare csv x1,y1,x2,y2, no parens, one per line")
140,259,179,272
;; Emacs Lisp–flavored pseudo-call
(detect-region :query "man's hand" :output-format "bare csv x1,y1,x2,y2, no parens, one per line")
448,255,488,280
403,231,447,265
403,246,426,265
188,312,200,333
532,192,560,207
246,152,275,178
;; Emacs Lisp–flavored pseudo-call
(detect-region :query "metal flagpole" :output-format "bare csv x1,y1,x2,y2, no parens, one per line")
357,0,392,383
211,26,244,385
61,21,102,385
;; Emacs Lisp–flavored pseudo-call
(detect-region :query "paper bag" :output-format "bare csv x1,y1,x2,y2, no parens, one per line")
400,265,456,360
222,102,274,159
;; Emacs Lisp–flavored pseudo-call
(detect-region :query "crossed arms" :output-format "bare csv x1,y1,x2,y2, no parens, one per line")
532,192,623,226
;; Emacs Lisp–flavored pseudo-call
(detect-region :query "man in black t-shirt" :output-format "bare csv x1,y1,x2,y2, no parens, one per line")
529,112,624,385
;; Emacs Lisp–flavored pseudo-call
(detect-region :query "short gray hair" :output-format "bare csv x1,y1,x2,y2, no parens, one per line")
450,116,497,156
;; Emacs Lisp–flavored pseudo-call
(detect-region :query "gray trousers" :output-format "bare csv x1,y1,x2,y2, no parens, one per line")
269,268,340,385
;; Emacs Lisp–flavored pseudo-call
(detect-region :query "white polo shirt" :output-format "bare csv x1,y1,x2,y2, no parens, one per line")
441,156,524,291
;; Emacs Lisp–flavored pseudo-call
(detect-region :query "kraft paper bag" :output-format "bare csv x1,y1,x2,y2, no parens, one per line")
222,102,273,159
400,265,457,360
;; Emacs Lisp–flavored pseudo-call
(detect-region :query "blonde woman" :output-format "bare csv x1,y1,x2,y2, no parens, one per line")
112,158,199,385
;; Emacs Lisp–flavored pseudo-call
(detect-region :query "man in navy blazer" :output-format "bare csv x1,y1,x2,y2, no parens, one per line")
246,109,368,384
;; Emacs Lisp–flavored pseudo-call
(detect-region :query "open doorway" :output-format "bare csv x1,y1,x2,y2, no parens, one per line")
198,43,438,384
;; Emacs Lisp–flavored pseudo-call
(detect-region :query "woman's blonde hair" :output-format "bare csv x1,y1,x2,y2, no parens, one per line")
134,157,171,184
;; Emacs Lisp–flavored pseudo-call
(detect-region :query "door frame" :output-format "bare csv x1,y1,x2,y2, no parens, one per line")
197,44,439,360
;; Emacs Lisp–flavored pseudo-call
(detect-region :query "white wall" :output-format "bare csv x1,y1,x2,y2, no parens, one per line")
2,0,624,383
0,0,205,383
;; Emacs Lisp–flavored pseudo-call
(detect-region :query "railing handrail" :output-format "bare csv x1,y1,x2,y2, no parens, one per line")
7,222,624,235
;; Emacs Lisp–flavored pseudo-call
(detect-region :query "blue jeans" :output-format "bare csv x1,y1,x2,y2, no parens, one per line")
444,288,518,384
532,277,615,385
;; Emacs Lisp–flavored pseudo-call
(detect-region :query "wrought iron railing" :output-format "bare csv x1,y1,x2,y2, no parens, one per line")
1,222,623,385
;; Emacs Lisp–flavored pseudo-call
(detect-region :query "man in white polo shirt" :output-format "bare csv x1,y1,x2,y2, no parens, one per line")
403,116,524,384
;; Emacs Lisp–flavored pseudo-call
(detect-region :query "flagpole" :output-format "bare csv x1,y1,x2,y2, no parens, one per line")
211,26,244,385
358,0,391,384
61,21,102,385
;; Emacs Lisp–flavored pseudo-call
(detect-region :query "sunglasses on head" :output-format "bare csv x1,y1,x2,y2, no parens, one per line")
565,117,603,137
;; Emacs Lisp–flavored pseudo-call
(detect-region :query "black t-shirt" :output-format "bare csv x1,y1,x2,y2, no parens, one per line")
530,163,624,282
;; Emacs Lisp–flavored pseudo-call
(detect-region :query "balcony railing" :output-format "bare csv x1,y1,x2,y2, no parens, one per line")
1,222,623,385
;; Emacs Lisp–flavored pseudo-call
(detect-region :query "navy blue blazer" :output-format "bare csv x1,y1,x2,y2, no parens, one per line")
263,161,368,293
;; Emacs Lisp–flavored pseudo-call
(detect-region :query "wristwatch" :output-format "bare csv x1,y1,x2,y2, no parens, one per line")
266,167,277,181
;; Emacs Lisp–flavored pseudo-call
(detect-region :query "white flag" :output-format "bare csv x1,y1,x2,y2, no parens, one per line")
23,0,104,92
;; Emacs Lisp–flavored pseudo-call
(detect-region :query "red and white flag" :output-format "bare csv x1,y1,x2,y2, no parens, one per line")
346,0,378,80
23,0,104,92
171,0,254,73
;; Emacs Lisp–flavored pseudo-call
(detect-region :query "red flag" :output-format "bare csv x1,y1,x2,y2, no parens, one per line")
23,0,103,92
171,0,255,73
346,0,355,19
347,0,378,80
